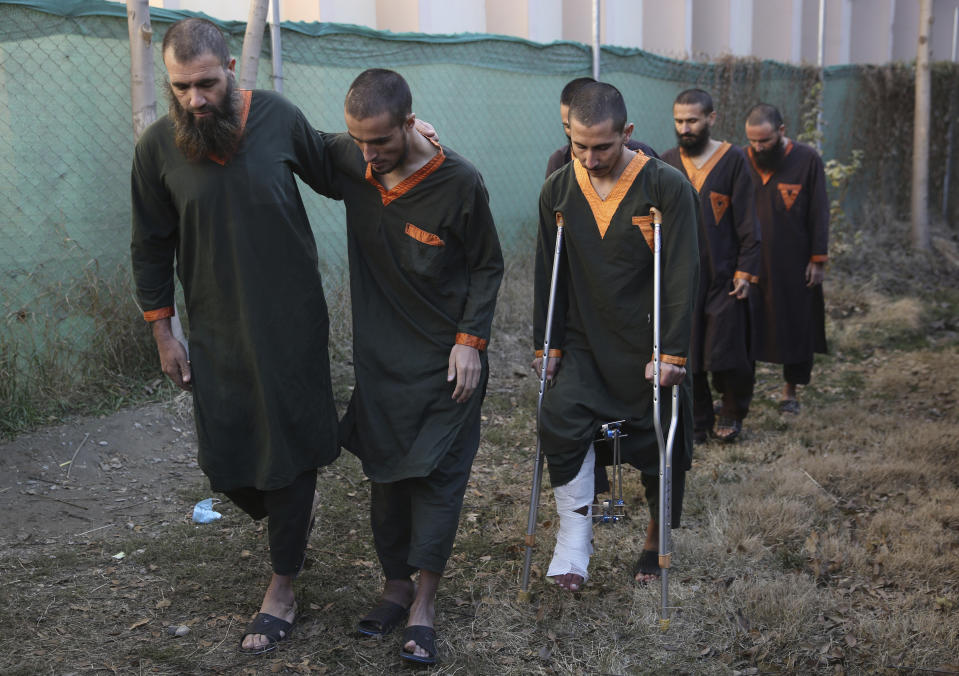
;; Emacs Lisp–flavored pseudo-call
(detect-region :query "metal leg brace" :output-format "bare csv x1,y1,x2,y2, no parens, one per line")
593,421,628,524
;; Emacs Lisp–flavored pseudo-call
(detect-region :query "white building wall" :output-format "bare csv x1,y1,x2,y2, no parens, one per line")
418,0,486,34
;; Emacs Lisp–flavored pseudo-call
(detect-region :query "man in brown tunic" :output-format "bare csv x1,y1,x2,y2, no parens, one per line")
662,89,760,442
744,104,829,413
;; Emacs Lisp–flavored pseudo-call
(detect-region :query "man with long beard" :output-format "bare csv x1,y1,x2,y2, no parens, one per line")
533,82,699,591
743,104,829,413
130,18,341,653
661,89,761,446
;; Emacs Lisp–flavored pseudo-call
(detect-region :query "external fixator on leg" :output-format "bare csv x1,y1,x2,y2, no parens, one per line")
547,444,595,584
593,421,629,524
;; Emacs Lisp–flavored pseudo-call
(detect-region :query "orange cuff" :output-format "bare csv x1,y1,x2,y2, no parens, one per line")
734,270,759,284
534,348,563,358
456,332,488,351
651,353,687,367
143,306,175,322
809,255,828,263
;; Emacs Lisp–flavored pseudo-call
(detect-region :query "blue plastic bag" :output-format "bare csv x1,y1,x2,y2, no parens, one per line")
192,498,222,523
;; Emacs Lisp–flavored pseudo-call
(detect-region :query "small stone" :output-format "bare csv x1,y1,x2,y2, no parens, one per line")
167,624,190,637
99,441,109,446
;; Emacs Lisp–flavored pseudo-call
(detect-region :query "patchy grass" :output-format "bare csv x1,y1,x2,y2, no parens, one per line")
1,218,959,674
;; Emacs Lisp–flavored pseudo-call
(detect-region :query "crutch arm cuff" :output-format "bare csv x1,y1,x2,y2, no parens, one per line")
143,306,175,322
456,333,488,351
651,353,686,367
535,348,563,358
734,270,759,284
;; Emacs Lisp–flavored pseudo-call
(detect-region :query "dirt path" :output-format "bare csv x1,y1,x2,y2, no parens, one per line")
2,399,206,555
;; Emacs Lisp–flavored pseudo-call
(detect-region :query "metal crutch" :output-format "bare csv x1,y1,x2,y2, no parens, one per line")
518,211,565,603
650,206,680,631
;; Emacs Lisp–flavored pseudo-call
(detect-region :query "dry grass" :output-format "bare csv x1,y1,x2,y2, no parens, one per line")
1,218,959,674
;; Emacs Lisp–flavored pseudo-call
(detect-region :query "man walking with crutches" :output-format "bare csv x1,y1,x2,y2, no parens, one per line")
528,82,700,592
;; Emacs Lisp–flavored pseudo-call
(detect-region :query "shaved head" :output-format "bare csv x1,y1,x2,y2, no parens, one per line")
162,17,230,67
568,82,628,132
345,68,412,128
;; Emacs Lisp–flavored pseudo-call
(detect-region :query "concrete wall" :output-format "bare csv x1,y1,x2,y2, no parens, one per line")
149,0,959,65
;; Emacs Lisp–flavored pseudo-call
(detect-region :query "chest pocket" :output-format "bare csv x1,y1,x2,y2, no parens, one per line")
631,215,655,253
709,191,730,224
397,222,446,279
777,183,802,211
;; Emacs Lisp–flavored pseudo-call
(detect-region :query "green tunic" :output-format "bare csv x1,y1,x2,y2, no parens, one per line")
534,153,700,487
326,134,504,483
130,90,339,492
745,141,829,365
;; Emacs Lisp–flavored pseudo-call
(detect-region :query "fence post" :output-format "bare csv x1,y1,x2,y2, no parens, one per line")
912,0,932,251
239,0,270,90
126,0,156,141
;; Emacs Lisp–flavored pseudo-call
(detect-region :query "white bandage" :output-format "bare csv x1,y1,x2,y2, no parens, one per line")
547,444,595,582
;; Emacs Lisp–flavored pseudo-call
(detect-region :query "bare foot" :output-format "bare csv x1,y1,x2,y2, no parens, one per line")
549,572,585,591
241,573,296,651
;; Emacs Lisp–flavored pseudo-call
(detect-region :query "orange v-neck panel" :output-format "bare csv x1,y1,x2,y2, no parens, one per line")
747,140,794,186
208,90,253,166
680,141,731,193
365,143,446,206
573,151,650,239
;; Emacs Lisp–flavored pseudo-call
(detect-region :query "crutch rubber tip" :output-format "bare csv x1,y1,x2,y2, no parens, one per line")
659,618,670,632
516,590,533,603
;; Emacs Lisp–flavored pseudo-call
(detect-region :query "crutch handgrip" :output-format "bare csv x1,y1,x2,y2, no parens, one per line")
650,206,662,224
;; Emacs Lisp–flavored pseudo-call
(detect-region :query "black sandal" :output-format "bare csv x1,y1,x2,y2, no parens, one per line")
356,600,409,637
400,625,437,665
239,612,294,654
632,549,660,583
713,417,742,443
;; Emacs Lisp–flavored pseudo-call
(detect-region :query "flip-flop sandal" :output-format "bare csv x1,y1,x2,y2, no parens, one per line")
779,399,800,414
356,600,410,637
631,549,660,583
713,417,742,443
400,625,437,665
239,612,294,654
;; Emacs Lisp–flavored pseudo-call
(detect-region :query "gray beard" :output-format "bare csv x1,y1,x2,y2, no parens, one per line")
168,81,242,162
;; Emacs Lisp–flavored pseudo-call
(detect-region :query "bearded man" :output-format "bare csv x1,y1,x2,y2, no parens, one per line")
130,18,341,653
661,89,761,443
743,103,829,414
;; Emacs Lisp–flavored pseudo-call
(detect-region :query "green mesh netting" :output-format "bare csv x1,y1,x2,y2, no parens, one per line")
1,0,957,393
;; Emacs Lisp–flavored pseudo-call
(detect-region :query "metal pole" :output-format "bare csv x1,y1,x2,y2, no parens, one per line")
518,212,566,602
816,0,825,153
270,0,283,93
942,7,958,219
650,206,678,631
592,0,600,80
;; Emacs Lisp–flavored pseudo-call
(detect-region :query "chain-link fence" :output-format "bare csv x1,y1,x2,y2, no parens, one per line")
1,0,957,428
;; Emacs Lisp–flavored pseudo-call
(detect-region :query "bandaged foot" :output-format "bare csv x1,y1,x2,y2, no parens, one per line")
547,444,595,591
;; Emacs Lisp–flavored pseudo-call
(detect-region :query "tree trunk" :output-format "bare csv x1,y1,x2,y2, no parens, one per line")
239,0,270,91
270,0,283,93
126,0,156,141
912,0,932,251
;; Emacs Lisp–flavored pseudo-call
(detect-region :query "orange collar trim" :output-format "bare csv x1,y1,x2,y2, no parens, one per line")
680,141,731,193
208,89,253,166
747,139,794,186
365,139,446,206
573,151,650,239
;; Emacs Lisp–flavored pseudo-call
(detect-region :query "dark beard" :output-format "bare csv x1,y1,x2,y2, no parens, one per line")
168,80,242,162
677,127,710,156
752,140,785,171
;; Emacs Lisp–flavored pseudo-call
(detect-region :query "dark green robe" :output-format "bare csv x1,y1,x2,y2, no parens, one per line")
662,142,760,373
534,153,700,487
325,134,504,483
745,140,829,365
130,90,339,492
